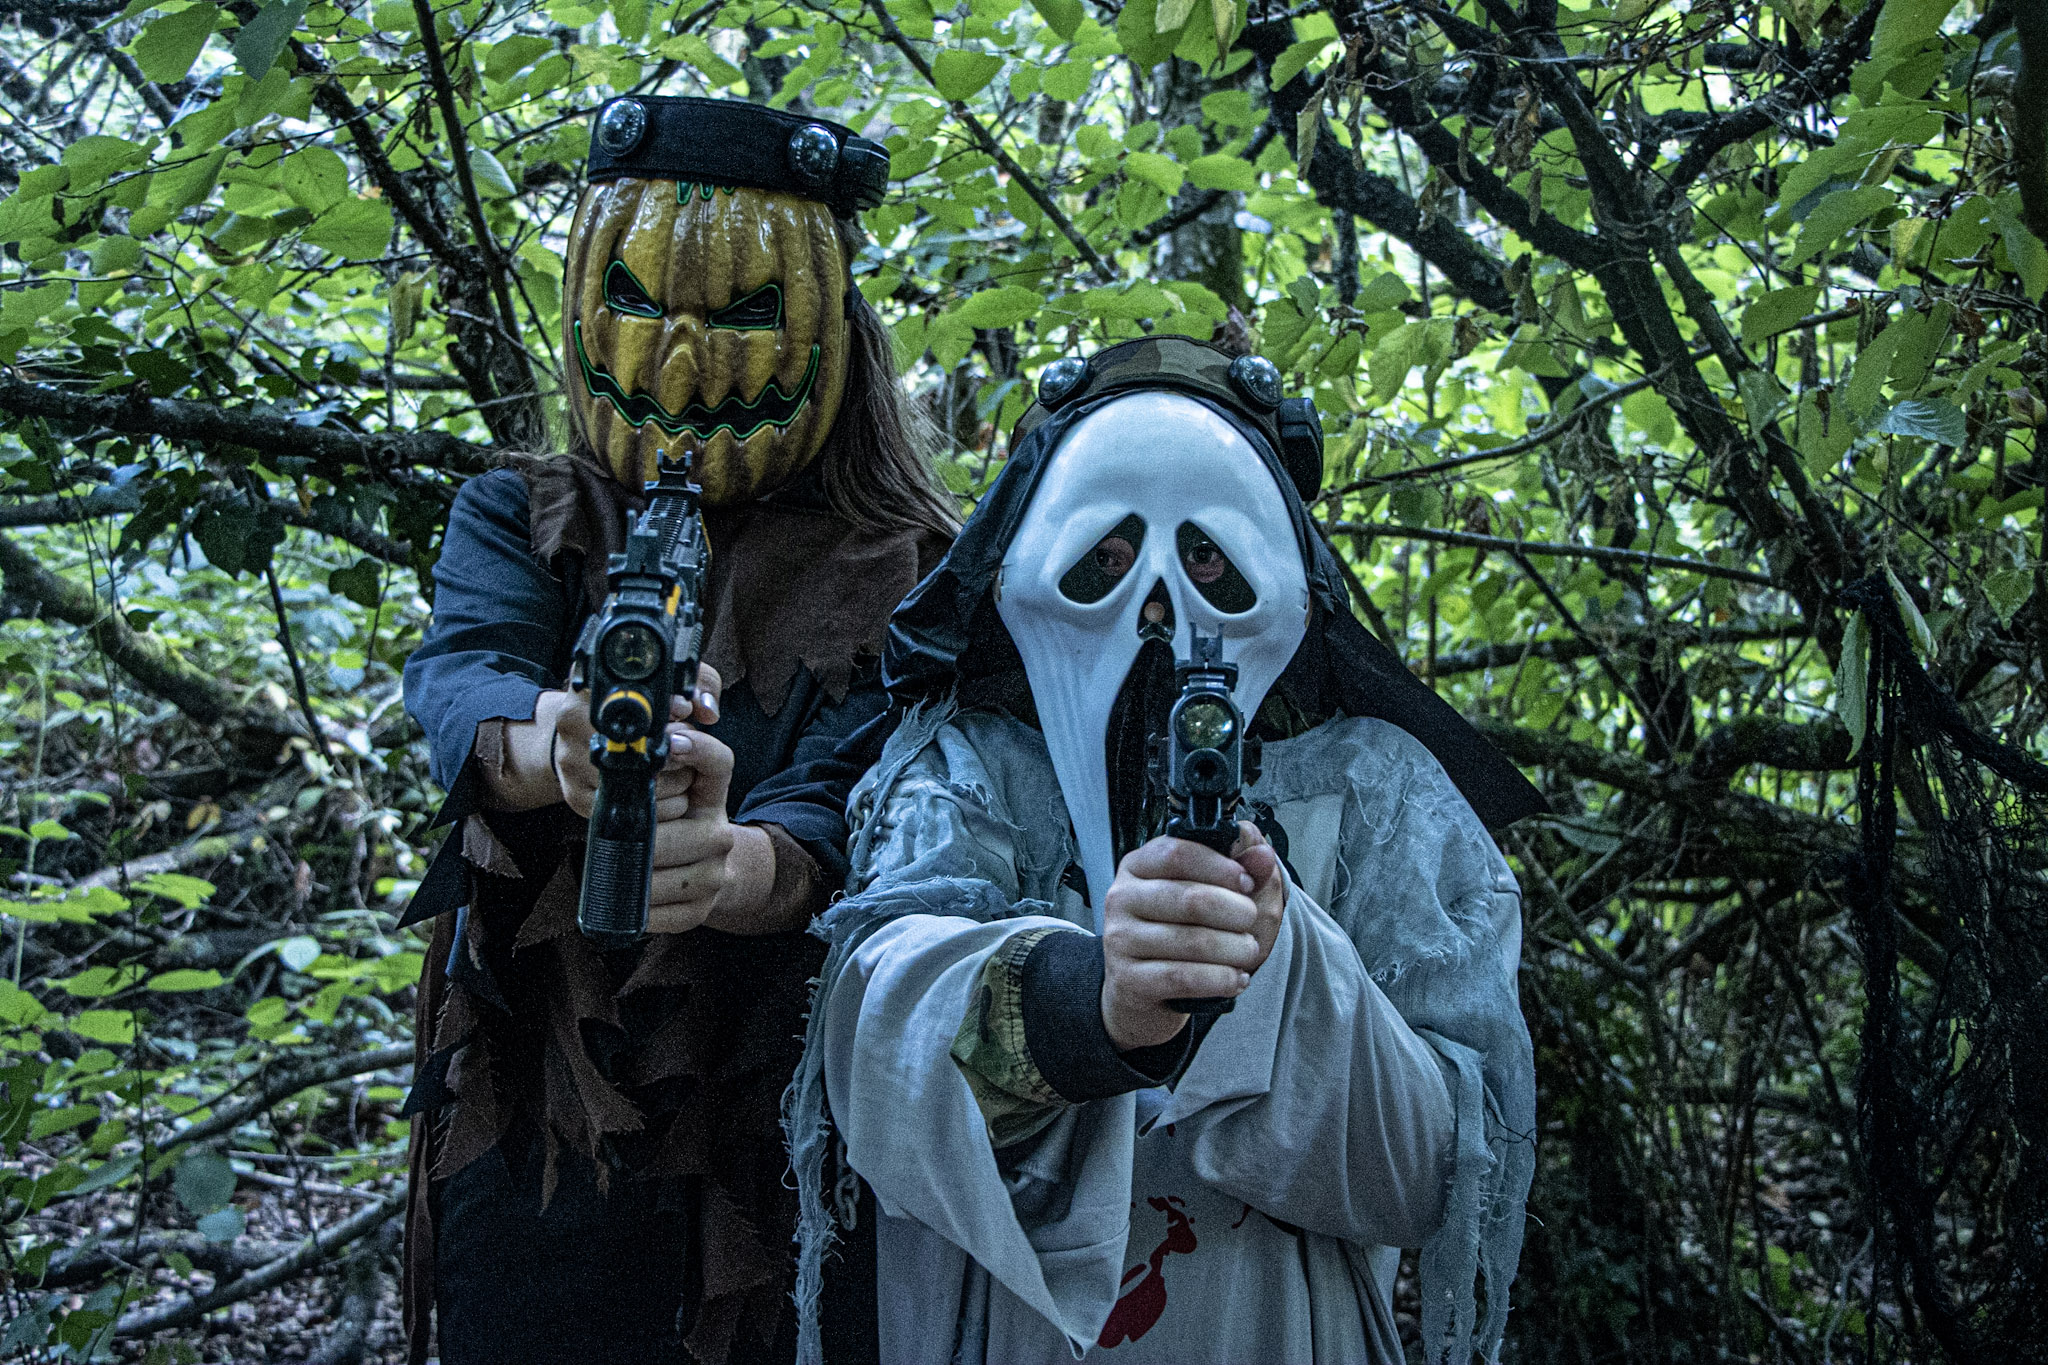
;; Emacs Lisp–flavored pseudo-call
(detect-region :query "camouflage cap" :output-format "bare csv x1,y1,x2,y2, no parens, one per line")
1011,336,1323,501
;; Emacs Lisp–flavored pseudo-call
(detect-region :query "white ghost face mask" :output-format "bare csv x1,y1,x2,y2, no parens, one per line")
997,391,1311,924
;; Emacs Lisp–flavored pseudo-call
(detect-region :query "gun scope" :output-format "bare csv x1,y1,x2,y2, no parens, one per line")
600,620,664,682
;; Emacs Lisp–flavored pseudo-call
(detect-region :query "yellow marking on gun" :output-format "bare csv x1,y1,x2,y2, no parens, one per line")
666,584,682,616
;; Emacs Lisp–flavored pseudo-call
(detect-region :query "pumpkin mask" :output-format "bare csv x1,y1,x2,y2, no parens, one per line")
565,97,889,504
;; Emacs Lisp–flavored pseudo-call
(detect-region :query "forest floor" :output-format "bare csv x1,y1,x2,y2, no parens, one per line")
32,1174,408,1363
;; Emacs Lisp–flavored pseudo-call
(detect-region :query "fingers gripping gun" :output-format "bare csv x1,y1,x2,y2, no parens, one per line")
1147,630,1262,1017
570,459,706,950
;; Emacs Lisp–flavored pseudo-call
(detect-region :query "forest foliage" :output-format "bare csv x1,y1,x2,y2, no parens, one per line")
0,0,2045,1359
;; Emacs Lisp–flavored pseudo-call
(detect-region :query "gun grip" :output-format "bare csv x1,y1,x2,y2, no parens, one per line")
1162,820,1245,1016
579,759,655,949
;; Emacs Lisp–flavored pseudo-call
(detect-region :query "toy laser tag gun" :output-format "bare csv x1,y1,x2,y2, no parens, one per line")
569,457,706,950
1147,630,1263,1016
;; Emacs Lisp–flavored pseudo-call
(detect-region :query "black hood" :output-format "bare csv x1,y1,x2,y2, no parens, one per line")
882,389,1547,831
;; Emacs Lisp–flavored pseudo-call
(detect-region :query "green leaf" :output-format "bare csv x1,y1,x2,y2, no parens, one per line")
1834,611,1869,760
1845,319,1907,419
1738,369,1790,434
930,49,1005,102
468,148,517,200
1872,0,1957,57
303,197,393,260
1268,36,1327,89
1886,566,1937,659
1116,0,1182,68
328,557,383,608
279,145,348,214
69,1010,136,1045
484,34,553,82
1992,200,2048,301
56,965,145,998
173,1151,236,1216
661,32,744,87
61,135,150,188
1295,96,1323,178
0,981,50,1027
1123,151,1184,196
1788,186,1894,264
232,0,310,81
1355,269,1411,313
70,1151,140,1196
135,873,215,909
1185,153,1256,191
132,3,219,85
1984,569,2035,626
1875,397,1966,445
1042,59,1092,102
1028,0,1082,40
951,286,1041,329
27,1104,100,1142
1153,0,1196,30
90,234,143,273
1074,280,1176,319
1740,285,1821,343
146,970,224,992
27,819,71,842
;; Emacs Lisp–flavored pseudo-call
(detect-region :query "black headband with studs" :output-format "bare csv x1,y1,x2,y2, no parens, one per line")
586,95,889,218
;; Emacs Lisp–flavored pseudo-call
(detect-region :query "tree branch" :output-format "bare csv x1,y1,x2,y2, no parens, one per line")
866,0,1116,283
2012,3,2048,249
0,377,491,477
1660,1,1884,200
0,530,289,731
160,1045,416,1152
1330,519,1780,586
1424,622,1811,677
113,1195,405,1338
1244,26,1518,312
0,0,124,18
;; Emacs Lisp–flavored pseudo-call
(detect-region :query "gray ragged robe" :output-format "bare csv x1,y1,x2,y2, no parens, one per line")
785,703,1535,1364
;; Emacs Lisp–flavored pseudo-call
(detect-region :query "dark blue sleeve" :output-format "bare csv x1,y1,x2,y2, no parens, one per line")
734,684,897,892
401,468,568,827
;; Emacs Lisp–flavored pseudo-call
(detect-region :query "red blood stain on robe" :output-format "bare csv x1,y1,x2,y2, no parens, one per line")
1097,1196,1196,1348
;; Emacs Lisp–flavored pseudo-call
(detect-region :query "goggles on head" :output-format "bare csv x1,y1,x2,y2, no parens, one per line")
1012,336,1326,504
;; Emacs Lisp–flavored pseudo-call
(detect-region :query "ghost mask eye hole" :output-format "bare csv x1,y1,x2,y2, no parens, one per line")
1058,514,1146,604
708,283,784,331
602,261,662,319
1177,522,1256,613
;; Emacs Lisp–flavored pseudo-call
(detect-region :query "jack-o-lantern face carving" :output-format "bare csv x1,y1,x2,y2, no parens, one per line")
563,178,850,503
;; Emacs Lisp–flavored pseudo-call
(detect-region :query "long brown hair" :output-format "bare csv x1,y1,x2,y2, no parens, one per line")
812,217,956,541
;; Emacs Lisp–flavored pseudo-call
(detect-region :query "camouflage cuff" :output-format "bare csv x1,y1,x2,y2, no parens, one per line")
951,926,1076,1148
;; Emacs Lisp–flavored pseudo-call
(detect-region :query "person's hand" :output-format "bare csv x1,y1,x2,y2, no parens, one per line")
1099,823,1287,1052
547,664,723,818
644,725,756,933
